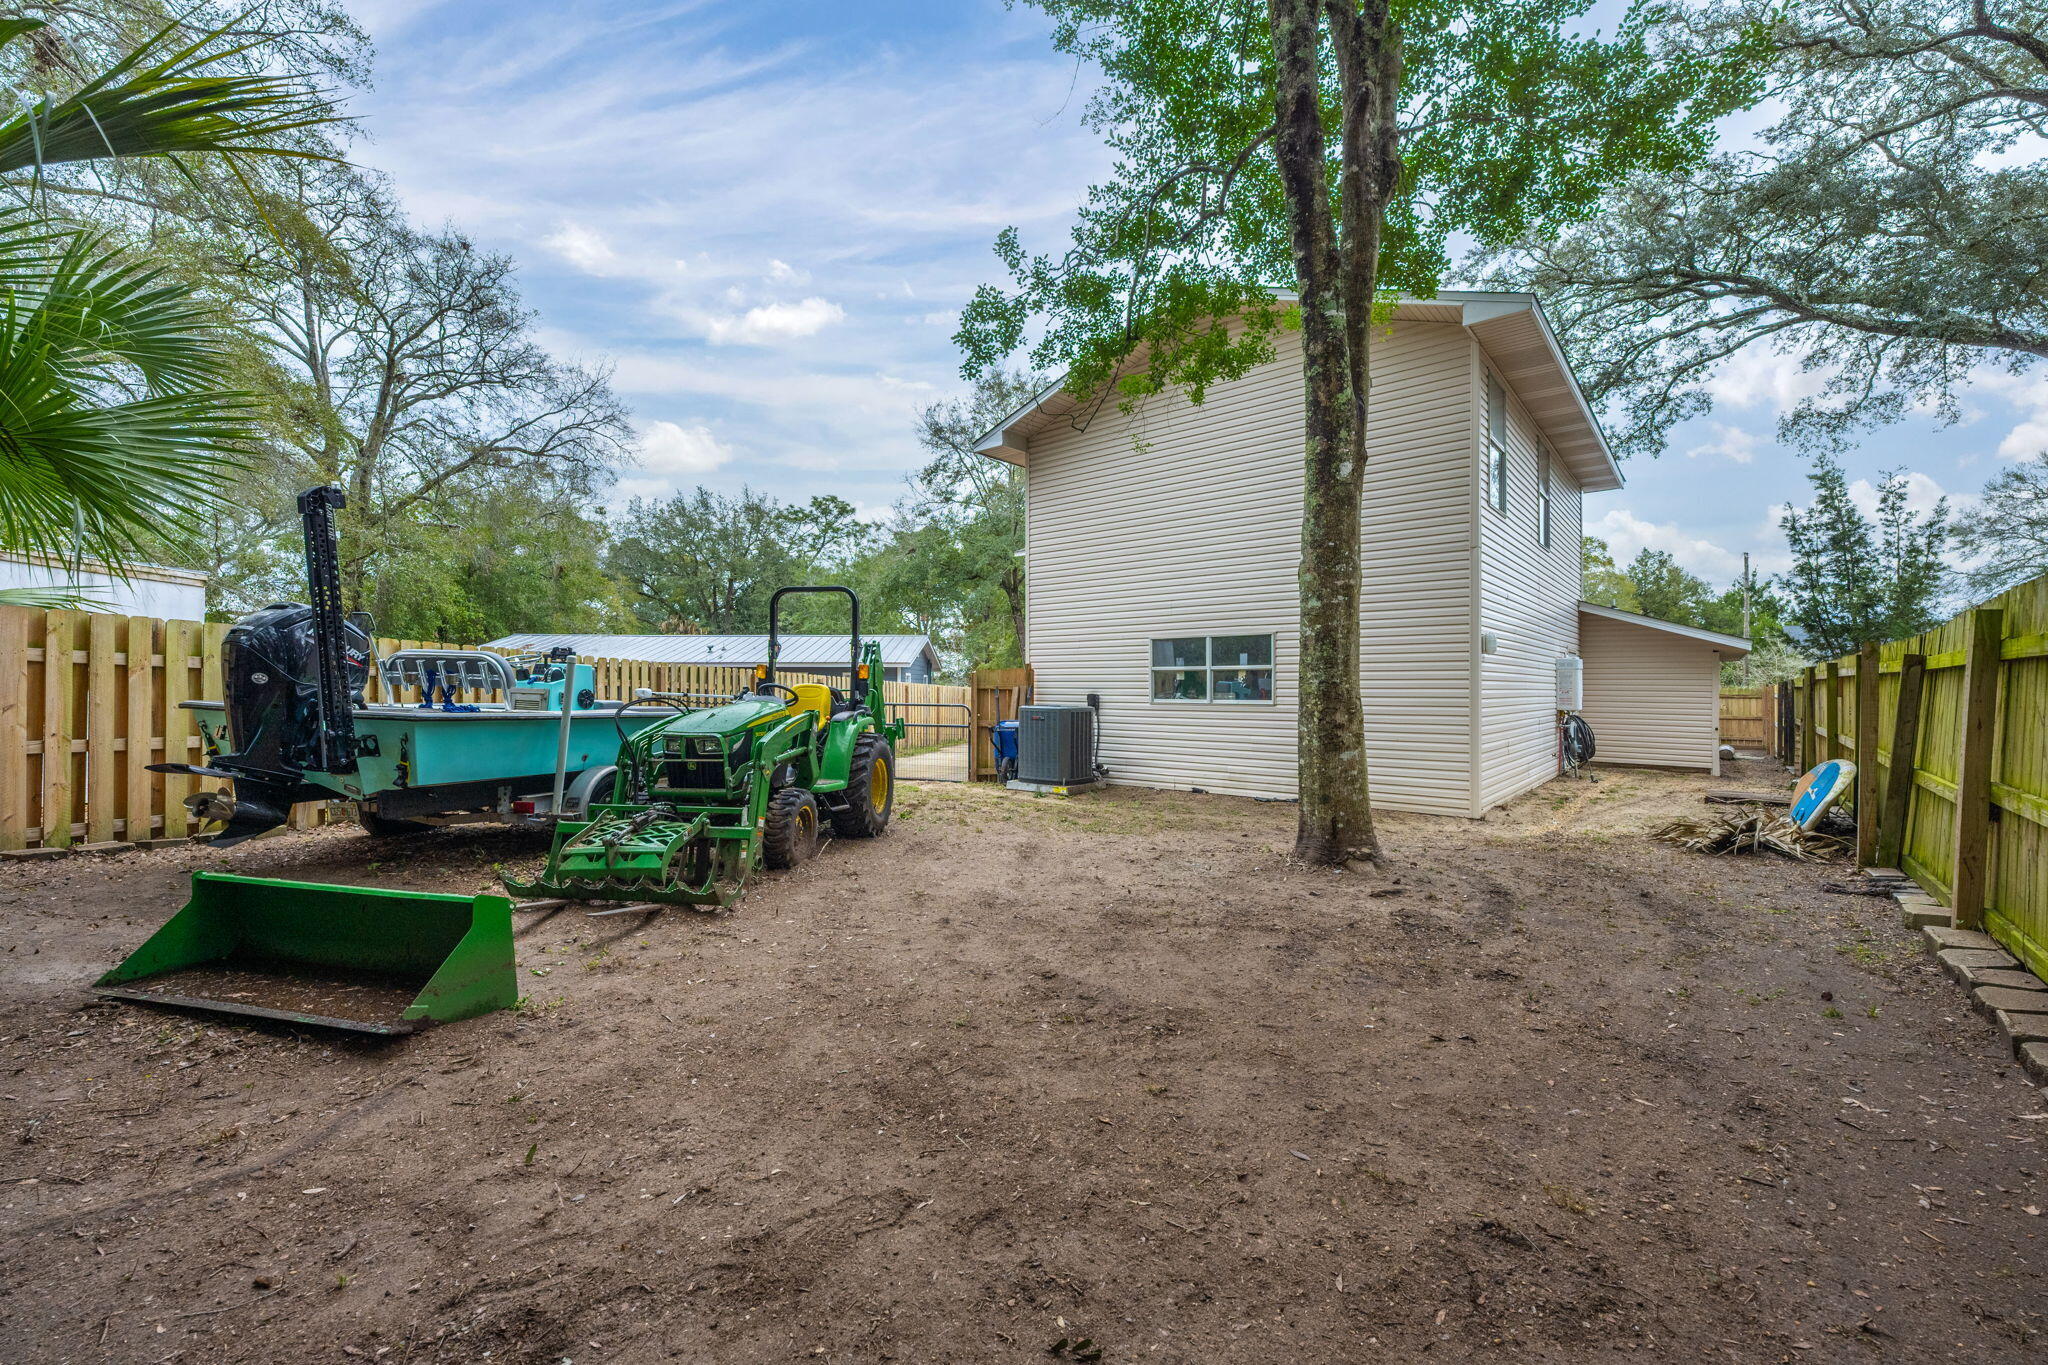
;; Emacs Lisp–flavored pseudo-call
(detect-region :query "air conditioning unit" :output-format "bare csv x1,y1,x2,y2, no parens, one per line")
1555,654,1584,711
1018,704,1096,786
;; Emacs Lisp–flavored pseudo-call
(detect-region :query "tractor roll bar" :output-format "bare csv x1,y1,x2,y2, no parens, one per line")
765,585,861,696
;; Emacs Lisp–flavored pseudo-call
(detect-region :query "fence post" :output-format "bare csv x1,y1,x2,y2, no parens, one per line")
1875,652,1925,873
1951,607,2005,930
1799,667,1816,771
1854,643,1880,867
1823,658,1842,764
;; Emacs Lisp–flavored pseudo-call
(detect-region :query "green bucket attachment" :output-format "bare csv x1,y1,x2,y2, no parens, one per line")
95,872,517,1035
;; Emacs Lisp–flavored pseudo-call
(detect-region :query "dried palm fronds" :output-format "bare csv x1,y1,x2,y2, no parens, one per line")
1653,807,1846,861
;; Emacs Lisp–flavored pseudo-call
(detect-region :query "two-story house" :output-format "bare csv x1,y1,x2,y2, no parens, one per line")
973,291,1748,816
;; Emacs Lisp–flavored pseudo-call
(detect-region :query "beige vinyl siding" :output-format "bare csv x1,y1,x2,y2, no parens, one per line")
1022,322,1477,814
1578,612,1724,770
1474,364,1585,811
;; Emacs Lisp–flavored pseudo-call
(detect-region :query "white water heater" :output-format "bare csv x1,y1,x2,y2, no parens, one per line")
1554,654,1584,711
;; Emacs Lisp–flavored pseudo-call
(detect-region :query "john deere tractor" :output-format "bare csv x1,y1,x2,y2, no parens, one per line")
506,586,905,908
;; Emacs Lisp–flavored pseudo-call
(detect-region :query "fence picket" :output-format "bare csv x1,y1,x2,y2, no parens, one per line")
125,616,158,843
86,613,118,844
39,611,78,848
0,608,28,850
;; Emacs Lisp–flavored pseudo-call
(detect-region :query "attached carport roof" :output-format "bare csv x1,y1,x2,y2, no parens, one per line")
1579,602,1750,657
973,290,1622,492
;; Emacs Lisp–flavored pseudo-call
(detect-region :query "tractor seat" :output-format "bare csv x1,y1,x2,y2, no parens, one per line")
788,683,833,724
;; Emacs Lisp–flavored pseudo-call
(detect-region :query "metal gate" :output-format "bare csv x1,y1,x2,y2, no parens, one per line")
887,701,972,782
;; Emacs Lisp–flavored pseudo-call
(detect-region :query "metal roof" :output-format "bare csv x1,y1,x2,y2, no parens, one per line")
972,290,1623,492
484,632,940,670
1578,602,1751,656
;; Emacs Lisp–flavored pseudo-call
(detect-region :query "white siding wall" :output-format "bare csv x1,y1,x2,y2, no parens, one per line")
1023,322,1478,814
0,556,206,619
1474,363,1586,811
1578,613,1724,770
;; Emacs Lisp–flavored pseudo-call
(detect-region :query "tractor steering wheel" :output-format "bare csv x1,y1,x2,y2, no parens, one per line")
755,682,802,705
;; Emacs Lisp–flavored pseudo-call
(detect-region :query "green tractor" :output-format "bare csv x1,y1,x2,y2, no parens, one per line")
506,586,905,909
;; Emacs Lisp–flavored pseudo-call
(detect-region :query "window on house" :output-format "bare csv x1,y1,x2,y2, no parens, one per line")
1151,634,1274,702
1485,371,1509,515
1537,442,1553,548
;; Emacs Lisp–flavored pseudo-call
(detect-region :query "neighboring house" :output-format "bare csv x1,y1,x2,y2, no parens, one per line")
0,552,208,620
973,291,1749,816
484,632,941,685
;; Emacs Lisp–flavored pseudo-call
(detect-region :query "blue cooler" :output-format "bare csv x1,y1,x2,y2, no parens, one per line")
991,719,1019,782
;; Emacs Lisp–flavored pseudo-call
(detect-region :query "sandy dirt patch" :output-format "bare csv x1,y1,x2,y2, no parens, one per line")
1,759,2042,1362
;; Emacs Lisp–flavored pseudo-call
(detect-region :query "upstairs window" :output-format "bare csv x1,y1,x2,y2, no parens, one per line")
1538,442,1553,548
1151,634,1275,702
1485,371,1509,515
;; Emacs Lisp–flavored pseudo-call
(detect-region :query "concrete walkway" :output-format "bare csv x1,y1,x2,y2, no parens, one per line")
896,743,967,781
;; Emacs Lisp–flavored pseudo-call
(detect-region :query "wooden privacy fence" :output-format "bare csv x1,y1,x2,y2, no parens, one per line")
1717,685,1785,749
0,604,965,852
1790,574,2048,978
968,666,1034,782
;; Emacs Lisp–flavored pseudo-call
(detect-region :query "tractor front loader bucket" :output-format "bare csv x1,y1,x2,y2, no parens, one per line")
95,872,517,1035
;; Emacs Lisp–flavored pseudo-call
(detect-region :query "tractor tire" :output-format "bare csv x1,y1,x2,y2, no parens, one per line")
831,734,894,838
358,808,432,838
763,788,821,869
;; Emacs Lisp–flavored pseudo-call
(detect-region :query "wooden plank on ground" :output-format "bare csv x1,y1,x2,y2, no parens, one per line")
1952,607,2005,930
1876,652,1925,872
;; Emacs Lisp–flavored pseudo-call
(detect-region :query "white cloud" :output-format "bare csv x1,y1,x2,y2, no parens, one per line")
1683,421,1762,464
634,420,731,476
702,296,846,345
766,258,806,284
1845,471,1976,520
1700,342,1830,416
1967,366,2048,460
543,221,620,274
1589,507,1756,582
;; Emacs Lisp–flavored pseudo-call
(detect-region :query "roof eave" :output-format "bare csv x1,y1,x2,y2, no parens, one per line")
1579,601,1750,656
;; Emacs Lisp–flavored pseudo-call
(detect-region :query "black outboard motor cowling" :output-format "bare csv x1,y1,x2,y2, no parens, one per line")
148,601,372,846
218,603,372,782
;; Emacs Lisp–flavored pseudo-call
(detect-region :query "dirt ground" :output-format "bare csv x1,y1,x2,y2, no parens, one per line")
2,758,2044,1363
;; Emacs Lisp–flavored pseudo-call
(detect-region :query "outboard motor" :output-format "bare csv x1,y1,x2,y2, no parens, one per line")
150,488,369,846
175,603,371,843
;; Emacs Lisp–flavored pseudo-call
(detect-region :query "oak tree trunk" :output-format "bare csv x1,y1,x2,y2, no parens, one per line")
1268,0,1398,866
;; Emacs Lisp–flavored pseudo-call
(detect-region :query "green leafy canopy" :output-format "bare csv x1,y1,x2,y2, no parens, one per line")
955,0,1765,402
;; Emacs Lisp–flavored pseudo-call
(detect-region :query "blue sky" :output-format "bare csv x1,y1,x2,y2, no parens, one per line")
343,0,2029,595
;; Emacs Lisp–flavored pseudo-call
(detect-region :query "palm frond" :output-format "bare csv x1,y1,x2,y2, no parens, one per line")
0,584,114,611
0,17,344,176
0,204,253,571
32,219,236,392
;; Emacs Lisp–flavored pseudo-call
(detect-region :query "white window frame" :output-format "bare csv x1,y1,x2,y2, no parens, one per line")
1149,633,1277,705
1484,371,1509,516
1537,441,1553,548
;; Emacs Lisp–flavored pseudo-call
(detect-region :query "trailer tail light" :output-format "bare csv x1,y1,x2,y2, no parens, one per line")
512,799,538,814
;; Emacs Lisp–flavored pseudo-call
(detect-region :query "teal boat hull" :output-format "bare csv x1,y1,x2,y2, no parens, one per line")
183,701,673,812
